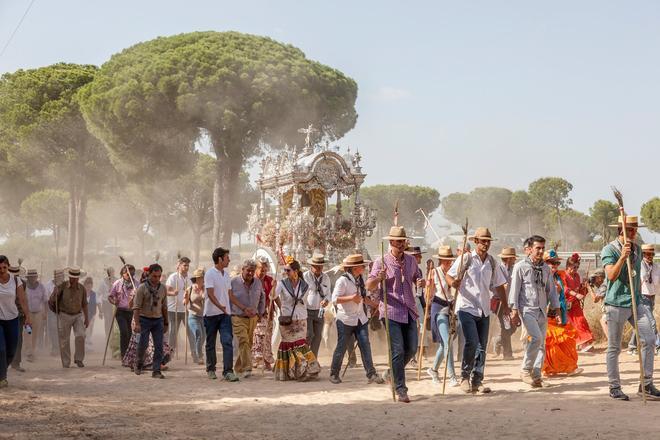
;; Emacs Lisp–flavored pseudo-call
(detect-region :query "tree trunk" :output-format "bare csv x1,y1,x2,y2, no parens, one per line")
219,160,240,246
53,225,60,260
212,159,225,247
66,188,77,267
192,226,201,269
74,194,87,267
527,215,532,236
556,207,564,245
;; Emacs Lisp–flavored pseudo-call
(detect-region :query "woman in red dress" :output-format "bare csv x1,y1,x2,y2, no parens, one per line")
563,253,594,352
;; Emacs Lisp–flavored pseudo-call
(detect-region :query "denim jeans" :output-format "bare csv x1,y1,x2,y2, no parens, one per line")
115,309,133,358
330,319,376,377
204,314,234,375
606,304,655,388
520,309,547,378
458,310,490,384
385,314,418,394
136,316,164,373
431,313,455,378
306,310,324,357
627,296,658,350
168,311,186,349
0,317,19,380
187,314,205,362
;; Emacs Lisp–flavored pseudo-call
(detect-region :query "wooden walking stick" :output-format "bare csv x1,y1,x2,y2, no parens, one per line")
612,187,646,404
103,256,138,365
381,242,397,402
443,218,468,395
341,340,359,379
417,260,434,380
184,277,189,365
101,267,117,366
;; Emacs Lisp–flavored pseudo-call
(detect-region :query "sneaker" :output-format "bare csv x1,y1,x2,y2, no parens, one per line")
243,371,252,379
0,379,8,388
448,376,460,387
567,367,583,377
381,369,391,384
152,371,165,379
207,371,217,380
473,382,492,394
460,378,472,394
609,387,629,401
531,378,543,388
11,365,26,372
520,370,535,385
224,372,240,382
638,383,660,401
426,368,440,384
329,374,342,384
409,358,418,368
397,390,411,403
627,348,638,356
75,361,84,368
579,343,594,353
368,373,385,384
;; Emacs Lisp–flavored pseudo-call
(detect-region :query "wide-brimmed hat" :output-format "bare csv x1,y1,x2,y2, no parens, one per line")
54,269,64,277
8,266,20,274
543,249,562,263
383,226,412,241
590,268,606,278
27,269,38,277
341,254,372,268
404,246,425,256
434,245,456,260
498,247,518,259
608,215,646,228
307,253,326,266
469,227,496,242
190,268,205,281
67,267,84,279
642,244,656,254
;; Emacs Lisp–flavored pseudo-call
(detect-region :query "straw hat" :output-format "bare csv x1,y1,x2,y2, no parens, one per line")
642,244,656,254
543,249,562,263
54,269,64,277
383,226,412,241
469,227,496,242
341,254,371,268
67,267,84,279
190,268,205,281
608,215,646,228
434,245,456,260
590,268,606,278
498,247,518,259
404,246,425,256
307,253,326,266
27,269,38,277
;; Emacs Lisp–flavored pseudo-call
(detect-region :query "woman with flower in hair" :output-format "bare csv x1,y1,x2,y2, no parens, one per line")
272,256,321,381
564,253,594,352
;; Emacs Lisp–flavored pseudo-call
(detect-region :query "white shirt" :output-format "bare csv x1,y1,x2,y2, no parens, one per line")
273,279,309,321
96,278,115,304
432,267,454,315
641,260,660,297
0,275,19,320
302,270,331,310
166,272,190,312
332,273,369,326
447,251,506,318
203,267,231,317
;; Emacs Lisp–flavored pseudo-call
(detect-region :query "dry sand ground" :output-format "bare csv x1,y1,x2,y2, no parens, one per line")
1,342,658,440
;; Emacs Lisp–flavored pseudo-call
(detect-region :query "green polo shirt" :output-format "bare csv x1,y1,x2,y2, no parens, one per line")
600,239,642,308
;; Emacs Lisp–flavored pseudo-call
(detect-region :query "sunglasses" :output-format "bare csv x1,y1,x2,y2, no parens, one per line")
283,268,292,273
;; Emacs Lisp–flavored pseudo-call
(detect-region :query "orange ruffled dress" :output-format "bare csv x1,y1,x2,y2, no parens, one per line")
543,271,579,375
564,271,594,346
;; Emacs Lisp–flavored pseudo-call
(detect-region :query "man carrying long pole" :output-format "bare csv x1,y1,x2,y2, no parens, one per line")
601,189,660,402
166,256,191,362
367,226,425,403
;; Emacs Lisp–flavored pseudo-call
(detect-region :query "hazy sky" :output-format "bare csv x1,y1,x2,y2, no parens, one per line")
1,0,658,237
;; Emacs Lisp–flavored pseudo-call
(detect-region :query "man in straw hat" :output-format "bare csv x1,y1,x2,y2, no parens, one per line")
366,226,425,403
446,227,508,394
508,235,560,388
627,244,660,356
166,256,191,357
601,215,660,400
25,268,48,362
45,269,65,357
329,254,384,384
491,247,518,360
49,267,89,368
303,253,331,359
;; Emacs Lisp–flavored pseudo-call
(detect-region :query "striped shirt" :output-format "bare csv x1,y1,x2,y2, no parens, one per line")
369,252,420,324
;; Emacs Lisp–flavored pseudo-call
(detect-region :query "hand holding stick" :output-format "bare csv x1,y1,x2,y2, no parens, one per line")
381,242,396,402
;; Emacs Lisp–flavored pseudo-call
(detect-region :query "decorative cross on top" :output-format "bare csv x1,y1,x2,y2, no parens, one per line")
298,123,318,155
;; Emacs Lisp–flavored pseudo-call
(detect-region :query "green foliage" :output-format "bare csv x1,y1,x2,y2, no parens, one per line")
509,190,538,235
641,197,660,233
467,187,513,231
589,199,619,244
361,184,440,236
20,189,68,231
528,177,573,212
441,192,469,226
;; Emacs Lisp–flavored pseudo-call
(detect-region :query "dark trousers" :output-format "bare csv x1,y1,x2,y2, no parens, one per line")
136,316,164,373
204,314,233,375
306,310,324,357
386,314,418,394
0,317,19,380
10,315,24,368
496,305,514,357
330,320,376,377
458,311,490,384
115,309,133,358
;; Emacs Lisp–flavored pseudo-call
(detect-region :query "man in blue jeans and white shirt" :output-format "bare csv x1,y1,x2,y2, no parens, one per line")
446,227,508,394
508,235,560,388
329,254,384,385
203,247,239,382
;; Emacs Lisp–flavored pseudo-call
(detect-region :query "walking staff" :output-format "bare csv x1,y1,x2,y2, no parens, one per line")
417,260,433,380
381,242,396,402
103,256,136,365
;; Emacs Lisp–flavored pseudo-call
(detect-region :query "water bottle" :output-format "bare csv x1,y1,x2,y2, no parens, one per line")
503,314,511,330
318,308,325,319
24,324,32,335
